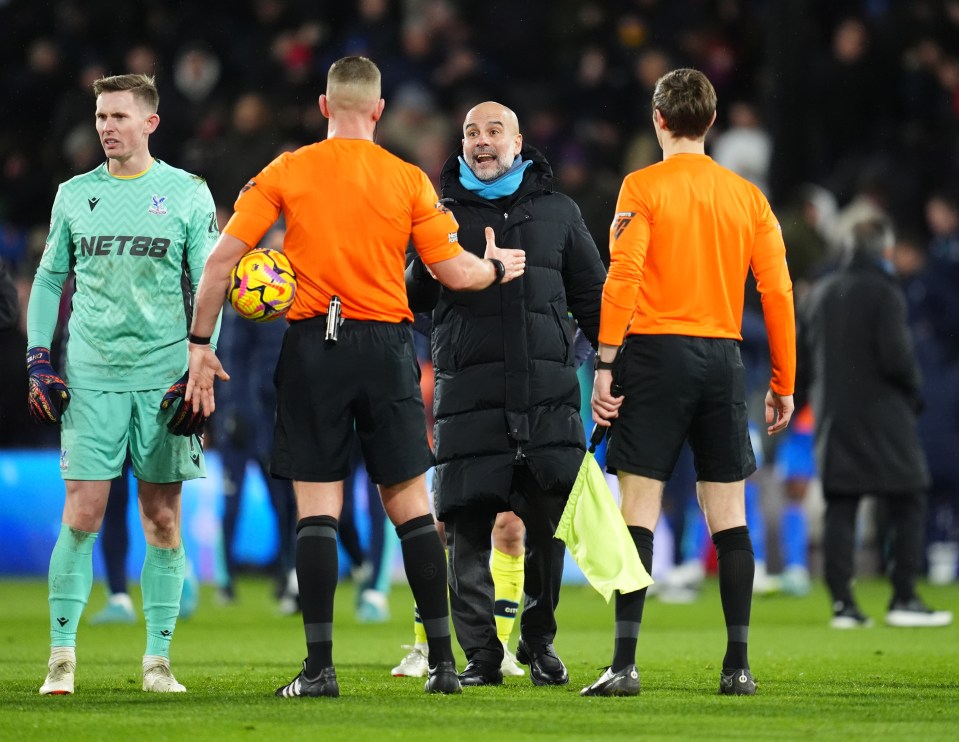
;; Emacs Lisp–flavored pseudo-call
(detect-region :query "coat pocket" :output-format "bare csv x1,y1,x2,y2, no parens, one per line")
550,303,574,366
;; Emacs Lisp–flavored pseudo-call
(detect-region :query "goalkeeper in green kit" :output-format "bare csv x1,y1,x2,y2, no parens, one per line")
26,74,219,695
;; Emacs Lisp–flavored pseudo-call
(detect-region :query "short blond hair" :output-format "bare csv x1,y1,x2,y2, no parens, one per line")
326,56,381,112
92,73,159,113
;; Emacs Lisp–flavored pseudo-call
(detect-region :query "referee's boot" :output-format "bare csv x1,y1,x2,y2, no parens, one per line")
516,638,569,686
275,661,339,698
719,668,756,696
580,664,640,697
458,659,503,687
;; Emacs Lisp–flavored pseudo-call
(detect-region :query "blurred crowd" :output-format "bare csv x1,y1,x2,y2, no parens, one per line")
1,0,958,584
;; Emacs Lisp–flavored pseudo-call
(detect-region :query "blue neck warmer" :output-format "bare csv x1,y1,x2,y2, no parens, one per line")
458,155,531,199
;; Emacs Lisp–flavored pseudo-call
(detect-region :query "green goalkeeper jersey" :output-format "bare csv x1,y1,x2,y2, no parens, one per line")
28,159,218,391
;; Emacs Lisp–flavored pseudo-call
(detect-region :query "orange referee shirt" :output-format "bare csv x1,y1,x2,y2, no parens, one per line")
600,153,796,395
224,138,462,323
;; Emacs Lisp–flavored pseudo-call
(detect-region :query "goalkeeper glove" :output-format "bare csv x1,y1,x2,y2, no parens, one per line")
26,346,70,424
160,372,206,436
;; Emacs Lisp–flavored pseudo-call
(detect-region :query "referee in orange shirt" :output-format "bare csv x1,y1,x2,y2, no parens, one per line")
185,56,526,698
584,68,795,697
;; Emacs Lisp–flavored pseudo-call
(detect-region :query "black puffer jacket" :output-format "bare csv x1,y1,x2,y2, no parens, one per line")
800,252,930,494
407,145,606,519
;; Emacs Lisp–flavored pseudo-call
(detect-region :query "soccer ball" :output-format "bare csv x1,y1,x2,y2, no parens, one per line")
227,249,296,322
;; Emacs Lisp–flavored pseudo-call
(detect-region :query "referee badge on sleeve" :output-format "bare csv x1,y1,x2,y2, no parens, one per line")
612,211,635,240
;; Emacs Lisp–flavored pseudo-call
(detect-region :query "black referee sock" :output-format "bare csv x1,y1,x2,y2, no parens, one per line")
396,514,453,666
612,526,654,672
296,515,339,677
713,525,754,671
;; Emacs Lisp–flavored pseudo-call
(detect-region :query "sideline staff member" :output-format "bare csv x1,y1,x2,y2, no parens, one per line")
185,56,526,698
588,68,795,697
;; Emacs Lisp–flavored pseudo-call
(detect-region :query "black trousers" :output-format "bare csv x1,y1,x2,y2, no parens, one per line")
823,490,926,605
445,465,567,666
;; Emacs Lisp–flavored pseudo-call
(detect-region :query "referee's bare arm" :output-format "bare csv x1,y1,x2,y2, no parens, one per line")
428,226,525,290
185,232,250,413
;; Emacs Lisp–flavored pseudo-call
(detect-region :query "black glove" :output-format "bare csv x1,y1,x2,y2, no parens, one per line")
160,372,206,436
26,347,70,424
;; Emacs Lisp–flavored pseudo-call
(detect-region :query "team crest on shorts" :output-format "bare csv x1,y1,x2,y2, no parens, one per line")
59,448,69,473
148,194,168,215
189,437,201,467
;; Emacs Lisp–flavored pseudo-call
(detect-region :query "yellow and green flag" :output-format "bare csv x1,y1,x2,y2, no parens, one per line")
555,427,653,602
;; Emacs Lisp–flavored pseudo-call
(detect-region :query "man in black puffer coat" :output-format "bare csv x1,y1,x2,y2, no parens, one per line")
801,217,952,629
406,101,607,687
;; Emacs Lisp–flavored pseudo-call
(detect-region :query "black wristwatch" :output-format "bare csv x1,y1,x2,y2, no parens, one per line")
594,356,616,371
489,258,506,284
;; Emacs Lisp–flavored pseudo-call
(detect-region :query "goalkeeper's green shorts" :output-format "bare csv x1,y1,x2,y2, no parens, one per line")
59,387,206,483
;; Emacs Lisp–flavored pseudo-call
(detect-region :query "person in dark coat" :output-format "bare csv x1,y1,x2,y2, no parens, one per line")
406,101,607,687
800,217,952,629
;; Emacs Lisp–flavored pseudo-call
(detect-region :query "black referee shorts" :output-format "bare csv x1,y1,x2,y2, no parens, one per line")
271,317,434,486
606,334,756,483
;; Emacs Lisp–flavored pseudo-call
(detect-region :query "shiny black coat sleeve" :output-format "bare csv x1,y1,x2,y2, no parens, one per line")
560,200,606,348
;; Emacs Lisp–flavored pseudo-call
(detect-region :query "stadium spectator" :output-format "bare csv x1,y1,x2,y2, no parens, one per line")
184,56,526,698
809,16,893,200
925,188,959,264
799,218,953,629
28,73,217,695
202,92,283,209
587,68,795,697
777,183,837,299
709,100,772,196
405,100,606,687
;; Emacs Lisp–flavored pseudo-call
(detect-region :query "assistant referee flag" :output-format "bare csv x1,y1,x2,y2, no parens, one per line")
554,426,653,602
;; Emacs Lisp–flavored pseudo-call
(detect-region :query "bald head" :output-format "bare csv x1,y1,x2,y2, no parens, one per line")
462,101,522,182
464,101,520,136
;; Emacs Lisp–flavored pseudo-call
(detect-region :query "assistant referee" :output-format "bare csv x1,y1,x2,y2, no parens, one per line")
585,68,795,698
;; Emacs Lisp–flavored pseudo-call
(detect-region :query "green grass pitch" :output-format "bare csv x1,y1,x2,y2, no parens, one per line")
1,577,957,741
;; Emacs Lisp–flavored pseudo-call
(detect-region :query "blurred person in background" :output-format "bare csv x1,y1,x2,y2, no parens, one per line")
800,218,953,629
710,100,772,196
925,188,959,264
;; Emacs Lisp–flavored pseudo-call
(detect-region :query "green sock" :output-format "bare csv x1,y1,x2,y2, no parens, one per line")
49,523,98,648
141,543,186,658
